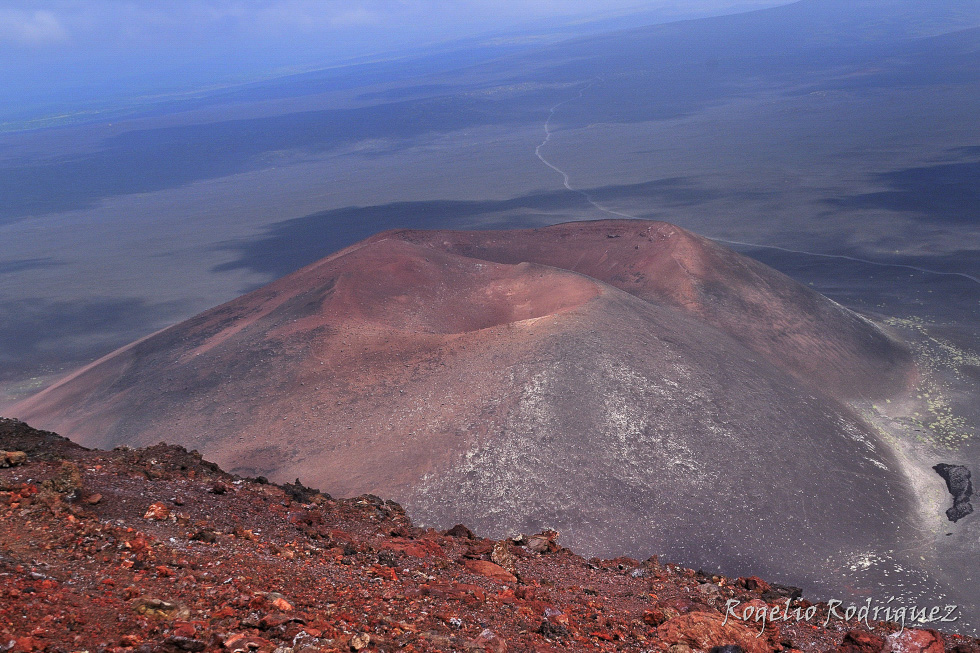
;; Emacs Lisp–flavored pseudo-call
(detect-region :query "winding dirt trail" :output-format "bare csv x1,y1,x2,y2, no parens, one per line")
533,83,980,286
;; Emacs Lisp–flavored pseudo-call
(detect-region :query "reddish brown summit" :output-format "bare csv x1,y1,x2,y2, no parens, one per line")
12,219,919,598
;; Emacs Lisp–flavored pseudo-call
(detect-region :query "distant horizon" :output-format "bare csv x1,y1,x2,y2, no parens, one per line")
1,0,793,126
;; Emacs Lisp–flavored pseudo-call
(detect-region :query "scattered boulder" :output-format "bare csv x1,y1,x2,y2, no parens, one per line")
839,630,886,653
222,633,272,651
739,577,772,593
933,464,974,522
645,606,682,626
491,540,519,577
143,502,171,520
537,619,569,640
0,451,27,468
699,583,722,598
283,477,324,504
132,597,190,621
887,629,944,653
472,628,507,653
444,524,475,539
270,595,293,612
45,461,82,495
658,612,773,653
463,560,518,584
82,492,102,505
190,528,217,543
761,583,802,603
349,632,371,651
526,530,560,554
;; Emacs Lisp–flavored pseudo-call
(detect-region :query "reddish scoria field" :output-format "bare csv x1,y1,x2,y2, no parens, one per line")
1,418,977,653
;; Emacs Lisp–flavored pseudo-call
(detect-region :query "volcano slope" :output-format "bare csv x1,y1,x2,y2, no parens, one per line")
13,220,923,600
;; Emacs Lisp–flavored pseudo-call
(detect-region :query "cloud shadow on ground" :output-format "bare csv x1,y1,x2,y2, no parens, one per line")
827,157,980,225
0,297,185,382
213,177,760,278
0,258,63,275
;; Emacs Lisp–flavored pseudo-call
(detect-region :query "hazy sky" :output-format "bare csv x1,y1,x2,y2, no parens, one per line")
1,0,791,116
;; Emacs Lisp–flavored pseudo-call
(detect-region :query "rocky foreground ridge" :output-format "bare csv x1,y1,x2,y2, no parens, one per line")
1,418,977,653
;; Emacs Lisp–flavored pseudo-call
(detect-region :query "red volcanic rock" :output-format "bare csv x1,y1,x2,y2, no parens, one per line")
420,581,486,605
464,560,518,584
527,530,561,554
3,419,977,652
888,629,945,653
143,501,170,521
741,576,772,593
644,605,681,626
349,632,371,650
270,596,293,612
491,539,520,576
223,632,273,650
658,611,774,653
381,536,446,559
840,629,887,653
0,450,27,467
472,628,508,653
445,523,476,539
10,220,917,591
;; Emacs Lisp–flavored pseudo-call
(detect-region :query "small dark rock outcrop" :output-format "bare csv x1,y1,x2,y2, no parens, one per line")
761,583,802,602
839,630,886,653
933,463,974,522
0,417,85,459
